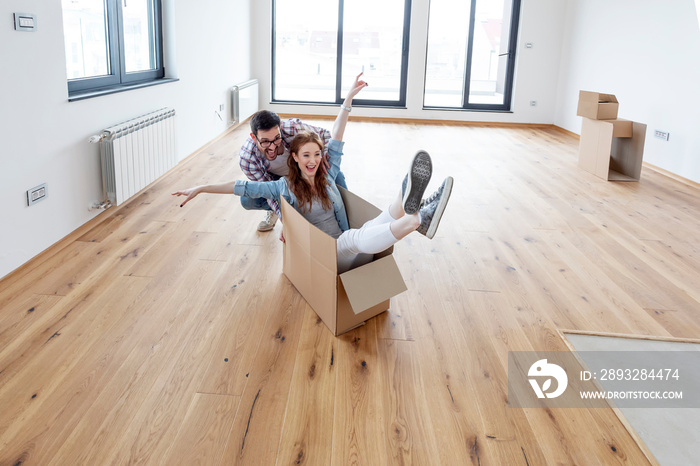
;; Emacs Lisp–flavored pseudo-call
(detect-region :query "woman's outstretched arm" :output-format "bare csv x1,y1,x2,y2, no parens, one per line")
172,178,287,208
331,72,368,142
172,181,236,207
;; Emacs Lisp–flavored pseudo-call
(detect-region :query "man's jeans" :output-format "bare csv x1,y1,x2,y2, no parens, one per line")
240,196,272,211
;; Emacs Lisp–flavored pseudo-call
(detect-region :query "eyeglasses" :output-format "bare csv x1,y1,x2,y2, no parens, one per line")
256,134,283,149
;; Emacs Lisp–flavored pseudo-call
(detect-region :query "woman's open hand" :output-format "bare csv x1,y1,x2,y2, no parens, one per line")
171,186,201,207
346,72,368,101
332,72,368,142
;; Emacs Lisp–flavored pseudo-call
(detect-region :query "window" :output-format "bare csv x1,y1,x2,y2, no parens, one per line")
424,0,521,111
272,0,411,107
62,0,164,95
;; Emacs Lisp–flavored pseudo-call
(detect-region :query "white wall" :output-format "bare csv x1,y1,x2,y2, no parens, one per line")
252,0,568,124
555,0,700,183
0,0,252,280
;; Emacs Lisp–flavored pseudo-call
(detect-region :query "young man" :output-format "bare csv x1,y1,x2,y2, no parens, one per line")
239,111,348,231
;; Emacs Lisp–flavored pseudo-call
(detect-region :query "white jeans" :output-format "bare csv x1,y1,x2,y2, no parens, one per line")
336,208,398,273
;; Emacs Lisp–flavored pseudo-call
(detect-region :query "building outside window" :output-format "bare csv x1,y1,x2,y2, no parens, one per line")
272,0,411,107
61,0,164,96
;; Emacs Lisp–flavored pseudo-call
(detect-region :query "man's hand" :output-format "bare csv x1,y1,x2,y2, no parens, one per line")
322,154,332,173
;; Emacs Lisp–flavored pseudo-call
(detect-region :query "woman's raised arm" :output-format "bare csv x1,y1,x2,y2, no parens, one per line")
330,72,368,142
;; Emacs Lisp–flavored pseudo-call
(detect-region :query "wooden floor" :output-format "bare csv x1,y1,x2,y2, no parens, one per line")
2,118,699,465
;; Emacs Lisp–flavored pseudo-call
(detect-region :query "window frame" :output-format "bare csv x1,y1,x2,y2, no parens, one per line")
423,0,522,112
271,0,412,108
66,0,165,96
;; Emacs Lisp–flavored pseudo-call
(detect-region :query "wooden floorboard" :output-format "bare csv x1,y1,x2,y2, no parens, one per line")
2,119,697,464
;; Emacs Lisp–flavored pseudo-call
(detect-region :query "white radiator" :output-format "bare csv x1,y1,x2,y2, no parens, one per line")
230,79,259,125
94,108,176,207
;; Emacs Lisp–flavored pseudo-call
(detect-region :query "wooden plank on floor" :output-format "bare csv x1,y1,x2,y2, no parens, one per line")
374,293,415,341
217,279,306,465
331,320,388,466
163,393,241,465
276,305,338,466
4,228,228,464
197,244,280,396
102,259,246,465
377,338,441,465
0,275,153,465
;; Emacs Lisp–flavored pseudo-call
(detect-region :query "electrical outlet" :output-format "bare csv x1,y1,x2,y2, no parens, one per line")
530,100,537,106
654,130,670,141
27,183,47,206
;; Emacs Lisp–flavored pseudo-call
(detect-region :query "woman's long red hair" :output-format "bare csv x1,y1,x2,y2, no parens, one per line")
287,131,333,212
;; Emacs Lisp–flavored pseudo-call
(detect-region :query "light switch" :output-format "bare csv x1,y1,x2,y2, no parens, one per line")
14,13,37,31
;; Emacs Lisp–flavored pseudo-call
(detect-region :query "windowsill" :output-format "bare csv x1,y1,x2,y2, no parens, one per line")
68,77,179,102
422,106,513,113
270,100,407,110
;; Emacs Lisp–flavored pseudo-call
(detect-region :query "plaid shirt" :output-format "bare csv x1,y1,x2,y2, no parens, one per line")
239,118,331,217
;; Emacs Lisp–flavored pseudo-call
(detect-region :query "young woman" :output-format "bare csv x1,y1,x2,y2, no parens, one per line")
173,73,453,273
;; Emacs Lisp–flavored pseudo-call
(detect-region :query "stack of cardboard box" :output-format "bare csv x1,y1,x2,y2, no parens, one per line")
577,91,646,181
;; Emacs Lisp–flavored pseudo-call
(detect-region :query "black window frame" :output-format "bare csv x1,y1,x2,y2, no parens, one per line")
66,0,165,96
423,0,521,112
271,0,412,108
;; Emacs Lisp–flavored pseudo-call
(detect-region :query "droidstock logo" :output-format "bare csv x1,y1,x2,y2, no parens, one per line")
528,359,568,399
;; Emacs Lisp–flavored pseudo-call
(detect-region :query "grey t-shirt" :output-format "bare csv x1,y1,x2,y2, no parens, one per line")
268,151,290,176
302,199,342,239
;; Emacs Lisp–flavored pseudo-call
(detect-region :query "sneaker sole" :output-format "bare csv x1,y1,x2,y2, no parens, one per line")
257,224,275,232
425,176,453,239
403,151,432,214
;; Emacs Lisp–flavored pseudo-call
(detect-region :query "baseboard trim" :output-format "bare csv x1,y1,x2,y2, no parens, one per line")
642,162,700,189
551,125,580,139
279,113,557,129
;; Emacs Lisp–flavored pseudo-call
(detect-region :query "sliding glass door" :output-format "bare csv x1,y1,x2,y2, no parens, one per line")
273,0,411,107
424,0,521,111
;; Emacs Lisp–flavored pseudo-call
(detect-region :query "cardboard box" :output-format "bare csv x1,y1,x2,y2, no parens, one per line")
577,91,619,120
578,118,646,181
281,187,407,336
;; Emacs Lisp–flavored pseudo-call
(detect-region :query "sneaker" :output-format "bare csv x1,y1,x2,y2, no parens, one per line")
417,177,453,239
402,150,432,215
402,172,452,211
423,176,452,206
257,211,278,232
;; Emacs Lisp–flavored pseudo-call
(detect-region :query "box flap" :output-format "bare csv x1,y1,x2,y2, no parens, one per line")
338,255,407,315
579,90,618,104
608,119,633,138
338,186,381,228
609,121,646,181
